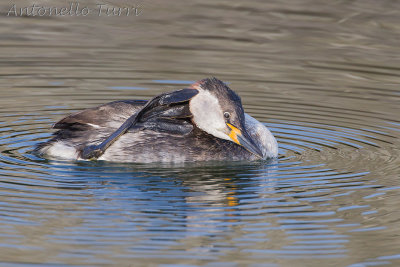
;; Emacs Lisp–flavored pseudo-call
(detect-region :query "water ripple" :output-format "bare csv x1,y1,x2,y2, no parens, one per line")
0,76,399,264
1,0,400,264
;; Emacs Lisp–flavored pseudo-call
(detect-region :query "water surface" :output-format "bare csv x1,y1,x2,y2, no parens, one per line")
0,0,400,266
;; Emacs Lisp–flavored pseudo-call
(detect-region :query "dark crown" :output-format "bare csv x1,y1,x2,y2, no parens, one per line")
197,77,241,104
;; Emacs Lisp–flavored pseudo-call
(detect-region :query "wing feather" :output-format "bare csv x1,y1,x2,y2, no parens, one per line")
53,100,146,130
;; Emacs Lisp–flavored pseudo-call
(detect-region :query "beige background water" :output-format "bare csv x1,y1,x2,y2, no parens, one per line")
0,0,399,266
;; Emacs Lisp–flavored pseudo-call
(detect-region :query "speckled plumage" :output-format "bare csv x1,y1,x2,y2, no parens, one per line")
36,78,278,163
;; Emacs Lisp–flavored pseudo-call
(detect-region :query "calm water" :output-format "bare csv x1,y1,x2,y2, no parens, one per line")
1,0,400,266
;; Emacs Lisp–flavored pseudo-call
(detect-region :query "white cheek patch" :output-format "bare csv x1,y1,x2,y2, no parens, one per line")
189,90,231,141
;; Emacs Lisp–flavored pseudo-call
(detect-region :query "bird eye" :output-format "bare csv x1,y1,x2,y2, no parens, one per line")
224,112,230,119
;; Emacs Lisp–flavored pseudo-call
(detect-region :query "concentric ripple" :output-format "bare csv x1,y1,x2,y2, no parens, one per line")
1,76,399,265
1,0,400,265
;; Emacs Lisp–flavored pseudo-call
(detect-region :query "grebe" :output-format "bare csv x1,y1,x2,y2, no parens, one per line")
37,78,278,163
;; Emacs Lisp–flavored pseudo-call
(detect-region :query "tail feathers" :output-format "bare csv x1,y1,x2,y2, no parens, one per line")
35,140,80,160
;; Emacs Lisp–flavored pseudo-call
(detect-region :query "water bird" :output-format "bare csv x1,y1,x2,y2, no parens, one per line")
37,78,278,163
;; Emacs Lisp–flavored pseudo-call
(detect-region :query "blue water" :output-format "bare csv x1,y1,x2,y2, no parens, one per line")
0,0,400,266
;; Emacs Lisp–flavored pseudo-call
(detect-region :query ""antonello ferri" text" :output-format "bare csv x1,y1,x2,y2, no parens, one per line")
6,2,142,17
